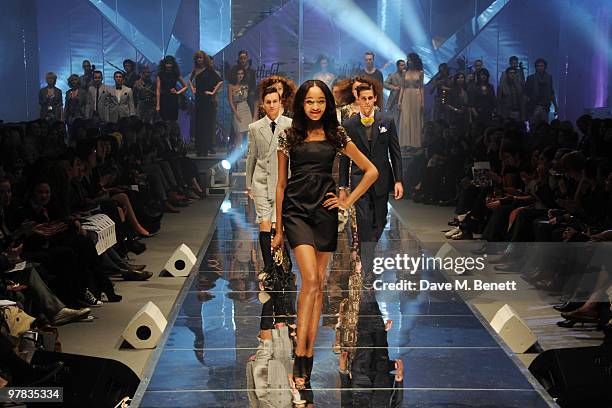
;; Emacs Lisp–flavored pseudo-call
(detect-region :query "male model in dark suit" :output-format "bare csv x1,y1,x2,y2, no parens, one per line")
339,83,403,284
339,289,404,407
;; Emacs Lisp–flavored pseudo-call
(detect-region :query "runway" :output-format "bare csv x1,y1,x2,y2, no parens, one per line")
134,194,553,407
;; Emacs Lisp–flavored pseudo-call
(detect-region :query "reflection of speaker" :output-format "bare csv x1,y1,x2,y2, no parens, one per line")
490,304,537,353
122,301,167,349
31,350,140,408
164,243,197,276
529,345,612,407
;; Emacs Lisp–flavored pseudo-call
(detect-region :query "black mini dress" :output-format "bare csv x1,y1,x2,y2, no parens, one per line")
278,129,350,252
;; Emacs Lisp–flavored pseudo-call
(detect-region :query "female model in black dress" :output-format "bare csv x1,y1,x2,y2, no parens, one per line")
156,55,188,122
272,80,378,404
190,51,223,156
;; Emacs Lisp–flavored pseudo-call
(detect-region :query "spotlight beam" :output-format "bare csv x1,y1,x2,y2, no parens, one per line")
310,0,405,63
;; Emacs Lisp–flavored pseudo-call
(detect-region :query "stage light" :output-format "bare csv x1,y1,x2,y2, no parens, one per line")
565,1,610,107
206,161,231,196
221,200,232,213
399,0,437,81
208,162,230,187
400,0,429,50
221,159,231,170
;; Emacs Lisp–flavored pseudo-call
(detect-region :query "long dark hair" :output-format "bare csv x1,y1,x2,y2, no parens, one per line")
231,67,247,86
286,80,345,150
407,53,423,71
158,55,180,76
453,72,466,90
476,68,491,85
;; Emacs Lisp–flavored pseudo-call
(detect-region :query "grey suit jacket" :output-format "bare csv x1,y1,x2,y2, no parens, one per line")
106,86,135,123
246,115,292,199
384,72,403,111
246,326,293,408
85,84,112,122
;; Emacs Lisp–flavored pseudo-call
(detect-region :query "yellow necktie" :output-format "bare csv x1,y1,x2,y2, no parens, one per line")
361,117,374,126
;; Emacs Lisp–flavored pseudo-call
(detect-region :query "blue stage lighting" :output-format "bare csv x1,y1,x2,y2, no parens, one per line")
221,160,231,170
311,0,405,62
221,200,232,213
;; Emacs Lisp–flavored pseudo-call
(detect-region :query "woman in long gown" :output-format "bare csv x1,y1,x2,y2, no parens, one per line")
398,53,424,148
227,67,252,152
272,80,378,405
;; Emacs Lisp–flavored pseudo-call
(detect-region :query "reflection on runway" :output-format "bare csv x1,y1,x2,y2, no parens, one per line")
139,195,550,407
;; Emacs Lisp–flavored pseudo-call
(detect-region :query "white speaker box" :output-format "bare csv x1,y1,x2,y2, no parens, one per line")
164,243,197,277
490,304,537,353
122,301,167,349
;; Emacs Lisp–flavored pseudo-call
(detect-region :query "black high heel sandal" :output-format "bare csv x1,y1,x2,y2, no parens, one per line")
292,356,309,391
299,357,314,404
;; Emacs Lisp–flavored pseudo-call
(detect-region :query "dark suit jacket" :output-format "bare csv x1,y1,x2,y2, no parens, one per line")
339,112,402,196
39,87,63,120
340,292,404,407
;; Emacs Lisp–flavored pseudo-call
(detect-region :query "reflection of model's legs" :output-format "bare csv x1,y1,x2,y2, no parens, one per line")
259,220,273,268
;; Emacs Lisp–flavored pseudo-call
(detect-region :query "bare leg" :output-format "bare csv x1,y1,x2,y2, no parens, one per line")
293,245,319,357
112,193,149,236
191,177,203,193
304,251,331,356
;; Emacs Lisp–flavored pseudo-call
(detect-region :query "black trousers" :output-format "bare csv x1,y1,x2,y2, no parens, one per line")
22,246,83,307
195,100,216,155
355,191,388,280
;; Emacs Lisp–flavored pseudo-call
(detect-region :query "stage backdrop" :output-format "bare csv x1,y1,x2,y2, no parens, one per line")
0,0,39,122
1,0,610,123
214,0,610,125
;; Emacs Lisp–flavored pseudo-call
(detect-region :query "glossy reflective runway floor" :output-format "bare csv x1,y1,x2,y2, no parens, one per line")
138,195,551,407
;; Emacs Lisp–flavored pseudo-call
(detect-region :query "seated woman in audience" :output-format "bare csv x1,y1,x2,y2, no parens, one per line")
479,143,531,242
158,121,205,198
18,164,121,305
2,177,87,307
8,176,114,306
59,149,151,280
122,119,190,212
77,139,154,237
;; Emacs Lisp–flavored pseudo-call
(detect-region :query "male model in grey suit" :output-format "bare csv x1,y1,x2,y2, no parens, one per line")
246,86,292,272
85,70,111,123
106,71,135,123
383,59,405,131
